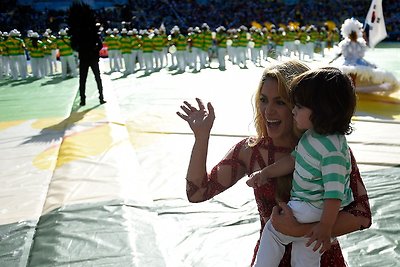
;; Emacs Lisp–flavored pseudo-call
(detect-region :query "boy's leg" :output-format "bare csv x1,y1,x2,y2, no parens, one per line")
291,240,321,267
253,220,290,267
288,201,324,266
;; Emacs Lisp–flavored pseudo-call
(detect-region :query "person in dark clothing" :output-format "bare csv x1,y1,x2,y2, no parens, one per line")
76,34,106,106
68,2,106,106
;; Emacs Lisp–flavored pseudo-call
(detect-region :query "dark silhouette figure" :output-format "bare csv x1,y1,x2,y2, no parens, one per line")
68,2,106,106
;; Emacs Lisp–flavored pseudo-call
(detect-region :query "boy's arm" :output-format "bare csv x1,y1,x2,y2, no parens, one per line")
260,154,295,179
246,154,295,187
305,199,341,253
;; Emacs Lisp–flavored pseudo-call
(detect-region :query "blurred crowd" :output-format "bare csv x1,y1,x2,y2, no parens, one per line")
0,0,399,80
1,0,400,41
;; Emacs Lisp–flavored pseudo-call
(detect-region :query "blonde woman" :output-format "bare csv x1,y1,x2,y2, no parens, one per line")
177,60,371,266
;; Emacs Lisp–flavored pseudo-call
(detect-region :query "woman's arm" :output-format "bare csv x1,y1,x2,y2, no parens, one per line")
271,202,368,238
177,98,214,202
340,148,372,230
177,98,248,202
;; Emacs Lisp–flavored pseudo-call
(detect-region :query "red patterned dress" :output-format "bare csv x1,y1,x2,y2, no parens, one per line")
186,137,371,266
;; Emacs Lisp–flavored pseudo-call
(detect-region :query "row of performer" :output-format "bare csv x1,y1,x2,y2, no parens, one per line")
0,23,335,79
103,23,333,73
0,29,77,80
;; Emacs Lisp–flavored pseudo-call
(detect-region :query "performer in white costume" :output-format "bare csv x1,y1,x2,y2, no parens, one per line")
333,18,399,92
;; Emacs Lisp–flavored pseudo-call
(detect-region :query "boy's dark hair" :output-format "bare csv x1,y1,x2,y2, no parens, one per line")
290,67,356,135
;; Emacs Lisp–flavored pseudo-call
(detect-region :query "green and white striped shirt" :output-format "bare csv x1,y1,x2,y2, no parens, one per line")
291,129,354,209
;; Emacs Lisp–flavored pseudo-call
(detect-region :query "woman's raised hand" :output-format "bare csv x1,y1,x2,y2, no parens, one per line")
177,98,215,137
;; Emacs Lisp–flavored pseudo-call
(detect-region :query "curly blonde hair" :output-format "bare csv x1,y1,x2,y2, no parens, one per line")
250,60,310,146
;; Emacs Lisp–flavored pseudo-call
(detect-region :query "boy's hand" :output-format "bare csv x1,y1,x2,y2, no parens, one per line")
246,170,268,188
305,222,332,254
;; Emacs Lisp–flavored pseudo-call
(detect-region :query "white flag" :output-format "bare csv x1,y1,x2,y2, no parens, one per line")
365,0,388,48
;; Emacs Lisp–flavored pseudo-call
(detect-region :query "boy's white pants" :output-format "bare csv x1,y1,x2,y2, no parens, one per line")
253,201,323,267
